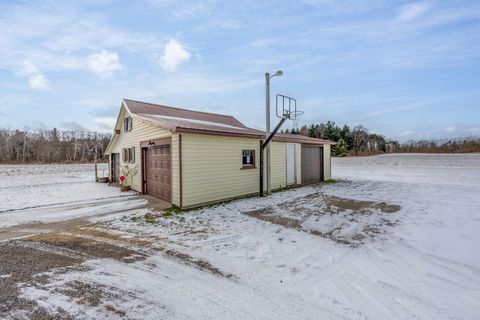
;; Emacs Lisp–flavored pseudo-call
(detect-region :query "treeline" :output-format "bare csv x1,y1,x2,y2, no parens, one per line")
283,121,480,156
394,138,480,153
283,122,387,156
0,128,111,164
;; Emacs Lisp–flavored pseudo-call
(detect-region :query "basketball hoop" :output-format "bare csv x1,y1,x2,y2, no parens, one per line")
261,93,304,197
276,94,304,120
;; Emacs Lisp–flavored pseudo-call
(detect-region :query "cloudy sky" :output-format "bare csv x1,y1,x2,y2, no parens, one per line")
0,0,479,141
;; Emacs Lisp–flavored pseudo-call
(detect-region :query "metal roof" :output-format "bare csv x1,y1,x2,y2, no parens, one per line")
122,99,334,144
124,99,247,129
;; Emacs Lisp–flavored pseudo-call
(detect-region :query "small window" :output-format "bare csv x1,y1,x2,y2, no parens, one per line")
123,117,133,132
122,147,135,163
242,150,255,168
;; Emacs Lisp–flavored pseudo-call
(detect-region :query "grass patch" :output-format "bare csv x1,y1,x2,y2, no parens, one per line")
324,179,337,184
162,206,183,216
143,212,158,224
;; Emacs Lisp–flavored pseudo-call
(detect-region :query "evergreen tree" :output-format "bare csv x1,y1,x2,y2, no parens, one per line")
332,138,348,157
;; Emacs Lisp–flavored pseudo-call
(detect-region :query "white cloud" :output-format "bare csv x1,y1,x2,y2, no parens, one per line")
87,50,122,78
445,126,456,133
28,74,49,90
22,61,49,90
160,39,191,72
397,1,433,22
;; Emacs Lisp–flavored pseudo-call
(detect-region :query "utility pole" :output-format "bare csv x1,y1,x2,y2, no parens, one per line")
265,70,283,195
265,73,271,195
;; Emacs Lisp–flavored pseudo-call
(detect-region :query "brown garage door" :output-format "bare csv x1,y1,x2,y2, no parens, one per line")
145,145,171,202
301,145,323,185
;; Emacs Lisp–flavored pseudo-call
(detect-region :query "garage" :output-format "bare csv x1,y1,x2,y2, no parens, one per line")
107,99,333,208
144,144,172,202
301,145,324,185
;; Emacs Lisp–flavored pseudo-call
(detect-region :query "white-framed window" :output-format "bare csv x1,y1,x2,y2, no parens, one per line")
123,117,133,132
123,147,135,163
242,150,255,168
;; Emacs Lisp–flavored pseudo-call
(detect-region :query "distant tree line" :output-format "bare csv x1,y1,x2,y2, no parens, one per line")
283,121,387,156
392,138,480,154
0,128,111,164
282,121,480,156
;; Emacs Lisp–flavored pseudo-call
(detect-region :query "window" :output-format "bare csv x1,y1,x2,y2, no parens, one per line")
123,117,133,132
242,150,255,168
123,147,135,163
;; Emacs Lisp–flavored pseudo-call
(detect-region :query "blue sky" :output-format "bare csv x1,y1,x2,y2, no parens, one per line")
0,0,479,141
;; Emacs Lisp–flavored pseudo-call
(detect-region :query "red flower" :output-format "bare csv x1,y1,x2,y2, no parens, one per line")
119,175,125,182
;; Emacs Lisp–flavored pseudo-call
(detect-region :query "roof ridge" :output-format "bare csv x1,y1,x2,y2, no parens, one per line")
123,98,238,119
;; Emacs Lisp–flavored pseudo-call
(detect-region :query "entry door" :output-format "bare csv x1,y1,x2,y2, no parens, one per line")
111,153,120,182
287,143,296,185
145,145,171,202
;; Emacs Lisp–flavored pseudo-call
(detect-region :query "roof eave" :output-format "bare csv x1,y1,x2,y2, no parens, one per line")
105,101,130,154
174,127,263,139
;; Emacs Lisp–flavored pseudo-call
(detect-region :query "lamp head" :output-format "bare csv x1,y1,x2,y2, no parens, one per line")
275,70,283,76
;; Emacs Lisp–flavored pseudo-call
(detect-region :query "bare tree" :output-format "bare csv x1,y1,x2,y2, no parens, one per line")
0,128,111,164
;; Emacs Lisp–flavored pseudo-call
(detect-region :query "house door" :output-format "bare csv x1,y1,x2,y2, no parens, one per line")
144,145,171,202
111,153,120,182
301,145,323,185
287,143,296,185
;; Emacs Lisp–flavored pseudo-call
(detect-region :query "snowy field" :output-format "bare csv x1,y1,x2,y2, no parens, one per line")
0,164,146,229
1,154,480,319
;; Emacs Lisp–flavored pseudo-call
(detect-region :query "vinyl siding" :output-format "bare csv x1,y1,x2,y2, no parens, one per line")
323,144,332,180
269,142,301,188
296,144,302,185
270,142,287,190
181,134,292,207
109,107,176,200
171,134,180,206
181,134,259,207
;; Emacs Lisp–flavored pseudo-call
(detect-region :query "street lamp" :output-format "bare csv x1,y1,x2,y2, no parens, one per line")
265,70,283,195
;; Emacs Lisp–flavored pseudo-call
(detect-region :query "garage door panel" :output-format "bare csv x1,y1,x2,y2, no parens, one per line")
145,145,171,202
301,145,323,185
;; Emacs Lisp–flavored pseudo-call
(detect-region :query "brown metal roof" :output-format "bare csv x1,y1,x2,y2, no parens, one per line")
122,99,334,145
123,99,247,129
136,113,265,138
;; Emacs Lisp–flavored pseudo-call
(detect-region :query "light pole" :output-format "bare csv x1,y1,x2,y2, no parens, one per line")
265,70,283,195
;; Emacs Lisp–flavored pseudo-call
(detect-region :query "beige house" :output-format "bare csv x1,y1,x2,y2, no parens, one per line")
105,99,334,208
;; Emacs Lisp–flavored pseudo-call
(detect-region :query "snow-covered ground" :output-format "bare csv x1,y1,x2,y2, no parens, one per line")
0,164,146,228
2,155,480,319
332,153,480,268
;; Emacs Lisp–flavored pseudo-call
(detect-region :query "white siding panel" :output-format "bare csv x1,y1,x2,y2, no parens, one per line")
171,134,180,206
296,143,302,185
323,144,331,180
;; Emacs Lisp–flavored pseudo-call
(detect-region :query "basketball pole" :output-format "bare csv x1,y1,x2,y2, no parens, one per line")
259,93,298,197
265,70,283,195
265,72,271,195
